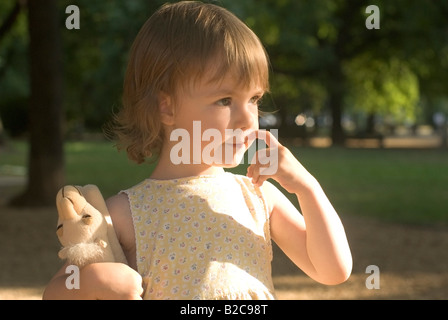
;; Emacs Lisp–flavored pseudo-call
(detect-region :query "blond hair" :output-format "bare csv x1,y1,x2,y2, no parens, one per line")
112,1,270,164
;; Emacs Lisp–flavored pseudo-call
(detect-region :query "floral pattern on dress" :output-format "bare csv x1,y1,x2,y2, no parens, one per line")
122,172,276,300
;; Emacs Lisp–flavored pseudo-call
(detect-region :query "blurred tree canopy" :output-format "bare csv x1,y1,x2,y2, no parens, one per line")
230,0,448,142
0,0,166,139
1,0,447,142
0,0,446,206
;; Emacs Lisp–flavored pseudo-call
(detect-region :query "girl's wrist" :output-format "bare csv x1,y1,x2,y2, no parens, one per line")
289,174,320,196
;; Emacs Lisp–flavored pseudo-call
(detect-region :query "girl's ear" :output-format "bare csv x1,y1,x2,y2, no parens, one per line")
158,92,175,126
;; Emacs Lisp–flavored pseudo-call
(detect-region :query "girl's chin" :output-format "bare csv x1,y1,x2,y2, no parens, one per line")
202,153,247,168
200,142,250,167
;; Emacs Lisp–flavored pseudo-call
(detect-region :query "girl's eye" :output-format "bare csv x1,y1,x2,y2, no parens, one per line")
250,95,262,105
216,97,232,107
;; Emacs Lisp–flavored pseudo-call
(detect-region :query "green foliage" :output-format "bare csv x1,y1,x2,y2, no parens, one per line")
225,0,448,126
0,1,29,136
59,0,166,131
1,0,448,136
344,56,420,123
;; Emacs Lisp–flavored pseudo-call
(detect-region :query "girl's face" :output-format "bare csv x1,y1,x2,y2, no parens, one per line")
168,71,264,168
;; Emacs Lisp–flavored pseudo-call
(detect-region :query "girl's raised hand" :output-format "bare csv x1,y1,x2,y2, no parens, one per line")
246,130,317,194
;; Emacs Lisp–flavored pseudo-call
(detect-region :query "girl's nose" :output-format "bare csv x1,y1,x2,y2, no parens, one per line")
233,103,257,131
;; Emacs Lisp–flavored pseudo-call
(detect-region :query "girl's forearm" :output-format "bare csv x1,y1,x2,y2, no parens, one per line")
295,179,352,285
43,262,143,300
42,267,95,300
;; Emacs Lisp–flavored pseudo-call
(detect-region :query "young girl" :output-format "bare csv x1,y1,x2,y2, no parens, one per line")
43,1,351,300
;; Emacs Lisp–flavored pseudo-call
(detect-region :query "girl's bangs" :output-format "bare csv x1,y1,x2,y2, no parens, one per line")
207,44,270,92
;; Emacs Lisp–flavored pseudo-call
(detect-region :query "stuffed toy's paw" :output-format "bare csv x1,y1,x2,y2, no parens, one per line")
55,185,127,268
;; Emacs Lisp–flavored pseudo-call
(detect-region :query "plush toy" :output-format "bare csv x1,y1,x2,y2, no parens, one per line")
55,184,127,268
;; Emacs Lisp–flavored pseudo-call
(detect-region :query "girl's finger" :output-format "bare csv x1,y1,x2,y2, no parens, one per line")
246,164,253,178
254,130,280,149
249,146,279,177
255,174,269,187
249,163,260,185
251,165,270,187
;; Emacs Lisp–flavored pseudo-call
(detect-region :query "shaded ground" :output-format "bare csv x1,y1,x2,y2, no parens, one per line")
272,215,448,299
1,181,447,300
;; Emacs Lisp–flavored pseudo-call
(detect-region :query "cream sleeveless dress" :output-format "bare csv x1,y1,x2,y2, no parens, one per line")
122,172,276,300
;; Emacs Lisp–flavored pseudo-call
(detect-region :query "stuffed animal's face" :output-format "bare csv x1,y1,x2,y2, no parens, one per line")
56,186,107,247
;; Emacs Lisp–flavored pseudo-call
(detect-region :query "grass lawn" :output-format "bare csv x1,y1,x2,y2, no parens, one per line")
1,140,447,226
287,146,448,226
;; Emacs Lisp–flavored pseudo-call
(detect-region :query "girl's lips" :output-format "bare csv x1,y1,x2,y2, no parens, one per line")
225,130,256,148
225,142,245,148
226,137,247,148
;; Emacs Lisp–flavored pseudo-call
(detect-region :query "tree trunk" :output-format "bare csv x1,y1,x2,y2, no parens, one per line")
328,63,346,146
10,0,65,207
366,112,376,135
329,91,344,146
441,118,447,149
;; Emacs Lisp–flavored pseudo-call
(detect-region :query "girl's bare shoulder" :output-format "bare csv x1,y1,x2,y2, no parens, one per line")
106,193,137,269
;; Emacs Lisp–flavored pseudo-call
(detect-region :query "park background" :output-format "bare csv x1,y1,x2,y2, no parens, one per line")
0,0,447,299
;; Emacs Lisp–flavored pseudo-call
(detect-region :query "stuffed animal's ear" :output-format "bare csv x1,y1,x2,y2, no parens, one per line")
56,185,87,220
82,214,93,225
56,223,63,238
79,185,108,216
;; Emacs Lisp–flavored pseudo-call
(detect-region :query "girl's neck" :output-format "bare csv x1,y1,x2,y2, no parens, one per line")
150,163,225,180
149,144,225,180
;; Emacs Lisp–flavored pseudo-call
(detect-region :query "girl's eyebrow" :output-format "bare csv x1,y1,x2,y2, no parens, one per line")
209,89,234,96
207,88,265,97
